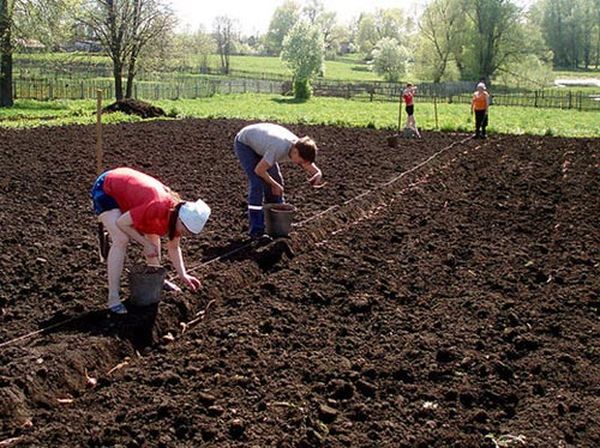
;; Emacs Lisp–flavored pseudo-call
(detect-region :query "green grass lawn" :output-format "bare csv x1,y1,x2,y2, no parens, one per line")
16,52,383,82
1,94,598,138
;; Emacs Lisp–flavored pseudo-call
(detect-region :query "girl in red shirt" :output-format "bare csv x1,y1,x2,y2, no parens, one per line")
91,167,211,314
403,83,421,138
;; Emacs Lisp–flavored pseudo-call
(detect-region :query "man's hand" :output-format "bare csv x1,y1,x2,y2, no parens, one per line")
308,170,326,188
271,183,284,197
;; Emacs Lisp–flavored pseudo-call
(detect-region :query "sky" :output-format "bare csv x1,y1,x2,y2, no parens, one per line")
168,0,429,36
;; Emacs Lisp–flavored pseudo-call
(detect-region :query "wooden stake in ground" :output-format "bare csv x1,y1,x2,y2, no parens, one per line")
96,90,103,176
397,92,403,132
434,94,439,130
95,90,109,262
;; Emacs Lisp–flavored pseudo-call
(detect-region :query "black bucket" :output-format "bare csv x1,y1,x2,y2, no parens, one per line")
264,203,296,238
129,265,167,306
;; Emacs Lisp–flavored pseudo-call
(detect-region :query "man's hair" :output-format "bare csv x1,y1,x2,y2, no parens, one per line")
295,137,317,163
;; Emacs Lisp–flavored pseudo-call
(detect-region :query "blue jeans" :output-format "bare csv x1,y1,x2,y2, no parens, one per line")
234,138,283,235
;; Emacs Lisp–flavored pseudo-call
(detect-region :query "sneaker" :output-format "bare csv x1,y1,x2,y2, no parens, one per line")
109,302,128,315
250,233,273,245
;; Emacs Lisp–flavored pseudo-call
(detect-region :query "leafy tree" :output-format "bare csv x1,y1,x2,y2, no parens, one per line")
356,8,408,56
281,20,324,99
536,0,598,68
371,37,408,82
265,0,300,56
302,0,323,24
464,0,529,82
213,15,237,75
494,54,554,89
416,0,467,82
356,13,378,55
80,0,175,100
1,0,79,107
302,0,338,58
170,26,216,73
14,0,81,50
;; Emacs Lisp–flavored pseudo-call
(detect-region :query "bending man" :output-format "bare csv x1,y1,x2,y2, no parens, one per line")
234,122,323,239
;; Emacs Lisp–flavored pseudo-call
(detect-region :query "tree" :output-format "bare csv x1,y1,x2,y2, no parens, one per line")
80,0,174,100
371,37,408,82
302,0,323,24
302,0,338,57
1,0,79,107
170,26,216,73
464,0,528,82
536,0,599,69
356,8,408,56
14,0,81,50
416,0,467,82
265,0,300,56
281,20,324,99
0,0,14,107
213,15,237,75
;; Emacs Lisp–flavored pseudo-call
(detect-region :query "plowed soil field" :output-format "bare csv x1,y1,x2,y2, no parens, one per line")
0,119,599,447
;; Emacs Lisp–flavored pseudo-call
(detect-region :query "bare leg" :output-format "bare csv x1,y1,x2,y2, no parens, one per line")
99,209,129,308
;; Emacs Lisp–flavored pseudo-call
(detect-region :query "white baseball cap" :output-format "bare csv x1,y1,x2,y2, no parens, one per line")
179,199,211,234
477,82,486,90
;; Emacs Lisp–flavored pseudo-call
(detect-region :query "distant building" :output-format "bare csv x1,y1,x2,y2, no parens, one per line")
16,38,45,53
67,40,103,53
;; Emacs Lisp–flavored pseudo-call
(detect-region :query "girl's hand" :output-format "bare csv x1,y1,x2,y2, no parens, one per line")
182,274,202,291
144,242,159,258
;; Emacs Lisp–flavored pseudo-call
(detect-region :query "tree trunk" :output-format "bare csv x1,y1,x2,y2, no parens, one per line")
125,56,136,99
0,51,12,107
113,62,123,100
0,0,13,107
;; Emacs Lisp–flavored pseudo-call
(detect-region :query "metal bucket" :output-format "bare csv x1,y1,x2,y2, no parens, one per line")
264,203,296,238
129,265,167,306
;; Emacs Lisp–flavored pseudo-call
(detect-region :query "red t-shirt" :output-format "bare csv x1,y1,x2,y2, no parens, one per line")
403,91,414,106
103,167,177,236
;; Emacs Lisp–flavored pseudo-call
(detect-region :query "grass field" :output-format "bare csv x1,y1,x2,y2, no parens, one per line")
1,94,599,138
15,52,382,82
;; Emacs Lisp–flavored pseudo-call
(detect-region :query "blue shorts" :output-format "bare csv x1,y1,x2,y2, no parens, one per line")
91,171,119,215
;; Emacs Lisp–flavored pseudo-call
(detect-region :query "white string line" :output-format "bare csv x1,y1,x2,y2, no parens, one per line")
294,135,472,228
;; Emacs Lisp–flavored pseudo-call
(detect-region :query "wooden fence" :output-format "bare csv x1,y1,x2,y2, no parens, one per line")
11,76,600,111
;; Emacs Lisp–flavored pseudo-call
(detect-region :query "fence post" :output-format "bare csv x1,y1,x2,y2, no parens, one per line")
434,94,439,130
397,94,402,132
96,90,103,176
568,91,572,109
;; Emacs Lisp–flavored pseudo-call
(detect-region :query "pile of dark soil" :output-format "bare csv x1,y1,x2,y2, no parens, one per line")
102,98,167,118
0,119,598,447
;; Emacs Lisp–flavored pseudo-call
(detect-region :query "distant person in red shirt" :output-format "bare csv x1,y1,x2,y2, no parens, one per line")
403,83,421,138
91,167,211,314
471,82,490,138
